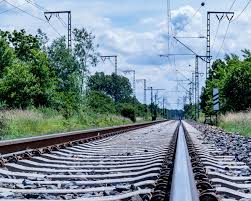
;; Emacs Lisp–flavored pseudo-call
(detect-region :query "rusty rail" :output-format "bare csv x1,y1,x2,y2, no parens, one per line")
0,120,166,155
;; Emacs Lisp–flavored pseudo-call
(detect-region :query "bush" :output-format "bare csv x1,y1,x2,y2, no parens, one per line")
119,103,136,122
87,91,116,114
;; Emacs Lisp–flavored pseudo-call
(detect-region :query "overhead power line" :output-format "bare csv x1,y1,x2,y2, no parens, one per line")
229,0,237,11
24,0,69,35
215,22,230,59
211,20,221,51
24,0,48,11
0,2,27,15
4,0,44,21
232,0,251,22
3,0,61,37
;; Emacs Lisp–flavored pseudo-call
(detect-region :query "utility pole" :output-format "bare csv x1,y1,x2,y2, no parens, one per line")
100,55,118,75
206,11,234,78
176,69,196,106
167,0,171,56
173,36,211,121
146,88,165,121
136,79,147,119
163,97,166,119
136,79,147,105
44,11,72,49
123,70,136,98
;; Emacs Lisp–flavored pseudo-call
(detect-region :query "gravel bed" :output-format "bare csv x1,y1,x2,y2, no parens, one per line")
193,123,251,177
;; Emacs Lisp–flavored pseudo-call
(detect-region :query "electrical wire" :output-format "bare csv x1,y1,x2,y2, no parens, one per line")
57,16,68,28
232,0,251,22
229,0,237,11
24,0,71,37
0,2,27,15
215,22,230,59
4,0,44,21
214,0,251,59
3,0,62,36
211,21,221,51
24,0,48,12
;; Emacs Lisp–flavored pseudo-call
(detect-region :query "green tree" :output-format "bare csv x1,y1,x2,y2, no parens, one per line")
87,91,116,114
48,37,81,116
73,28,99,93
0,30,55,108
87,72,133,102
4,29,40,61
223,62,251,111
0,61,38,108
0,37,15,77
200,51,251,116
36,28,49,52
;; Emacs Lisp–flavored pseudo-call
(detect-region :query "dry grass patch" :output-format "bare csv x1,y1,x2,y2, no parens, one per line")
220,111,251,137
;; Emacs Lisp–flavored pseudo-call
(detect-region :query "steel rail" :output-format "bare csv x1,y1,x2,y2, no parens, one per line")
170,123,200,201
0,121,177,200
0,120,166,154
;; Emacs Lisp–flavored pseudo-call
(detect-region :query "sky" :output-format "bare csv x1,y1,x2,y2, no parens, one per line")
0,0,251,109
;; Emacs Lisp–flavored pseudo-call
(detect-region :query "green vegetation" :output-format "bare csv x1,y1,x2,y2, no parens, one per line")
200,52,251,115
184,51,251,133
0,28,154,139
219,111,251,137
0,109,132,140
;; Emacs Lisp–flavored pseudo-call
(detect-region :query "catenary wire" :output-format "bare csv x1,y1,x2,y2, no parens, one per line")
3,0,62,37
232,0,251,22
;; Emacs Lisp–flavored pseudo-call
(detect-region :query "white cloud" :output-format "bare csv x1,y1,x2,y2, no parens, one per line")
1,0,251,109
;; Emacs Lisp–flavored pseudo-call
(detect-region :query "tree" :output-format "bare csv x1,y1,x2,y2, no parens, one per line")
0,61,40,108
36,28,49,52
223,62,251,111
47,37,81,116
0,37,15,77
73,28,99,93
0,30,55,108
200,50,251,116
87,91,116,114
87,72,133,102
4,29,40,61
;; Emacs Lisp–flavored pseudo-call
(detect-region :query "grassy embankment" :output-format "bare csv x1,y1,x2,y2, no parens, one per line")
0,108,133,140
219,111,251,137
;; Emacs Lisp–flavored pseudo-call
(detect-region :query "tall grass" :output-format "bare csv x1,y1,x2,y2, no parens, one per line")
220,110,251,137
0,109,132,140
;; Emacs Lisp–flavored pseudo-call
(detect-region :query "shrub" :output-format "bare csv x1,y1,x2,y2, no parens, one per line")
87,91,116,114
119,103,136,122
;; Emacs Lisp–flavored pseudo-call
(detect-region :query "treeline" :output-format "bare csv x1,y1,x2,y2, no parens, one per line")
0,28,152,122
200,50,251,116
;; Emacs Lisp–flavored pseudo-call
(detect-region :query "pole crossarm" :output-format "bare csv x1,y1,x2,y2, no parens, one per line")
206,11,234,78
100,55,118,75
44,11,71,49
160,54,194,57
173,37,211,63
176,70,193,83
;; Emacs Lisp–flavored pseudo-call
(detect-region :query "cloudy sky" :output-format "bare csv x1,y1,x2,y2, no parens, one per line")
0,0,250,109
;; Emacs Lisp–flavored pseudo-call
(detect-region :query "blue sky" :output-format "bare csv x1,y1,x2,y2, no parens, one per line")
0,0,250,109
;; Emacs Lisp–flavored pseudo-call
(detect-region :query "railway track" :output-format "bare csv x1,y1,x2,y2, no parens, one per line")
0,120,249,200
